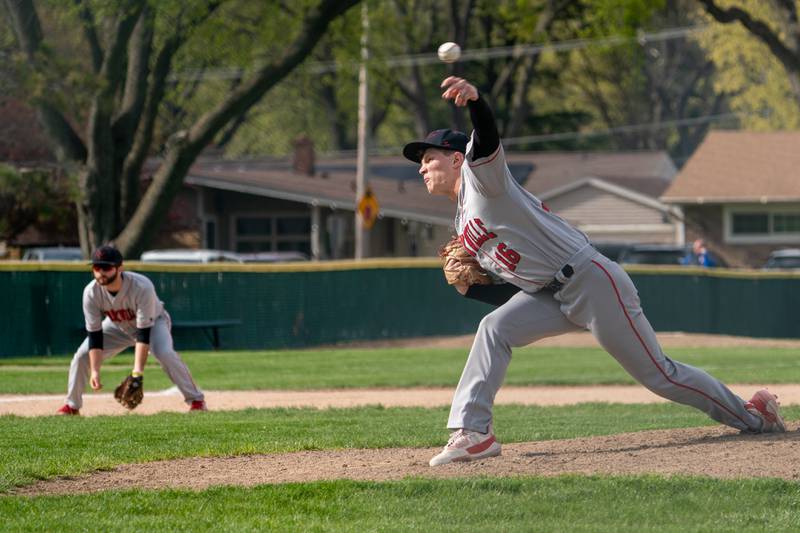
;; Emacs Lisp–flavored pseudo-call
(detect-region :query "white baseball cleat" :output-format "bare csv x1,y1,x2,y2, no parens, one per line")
745,389,786,433
429,428,501,466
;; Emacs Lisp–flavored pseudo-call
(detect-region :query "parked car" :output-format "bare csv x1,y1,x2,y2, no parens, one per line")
139,249,244,263
238,251,309,263
617,244,690,266
763,249,800,270
22,246,83,261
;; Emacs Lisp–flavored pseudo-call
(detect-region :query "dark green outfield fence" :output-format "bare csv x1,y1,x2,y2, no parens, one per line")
1,260,799,357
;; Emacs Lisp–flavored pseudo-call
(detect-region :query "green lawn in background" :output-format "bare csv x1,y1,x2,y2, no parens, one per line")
3,476,800,532
1,345,799,394
2,403,799,493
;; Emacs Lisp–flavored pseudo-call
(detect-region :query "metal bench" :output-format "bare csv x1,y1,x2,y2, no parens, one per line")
171,319,242,350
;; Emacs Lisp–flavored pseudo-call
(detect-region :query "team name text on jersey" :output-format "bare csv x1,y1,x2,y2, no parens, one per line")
461,217,522,272
106,308,136,322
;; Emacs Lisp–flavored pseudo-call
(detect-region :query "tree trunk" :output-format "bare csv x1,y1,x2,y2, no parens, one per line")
7,0,359,258
114,0,361,257
81,1,145,247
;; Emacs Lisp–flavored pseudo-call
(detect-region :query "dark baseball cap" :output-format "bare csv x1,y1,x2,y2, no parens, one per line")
91,245,123,266
402,129,468,163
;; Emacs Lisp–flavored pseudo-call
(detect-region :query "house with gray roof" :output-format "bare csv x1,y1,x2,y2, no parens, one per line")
167,147,680,259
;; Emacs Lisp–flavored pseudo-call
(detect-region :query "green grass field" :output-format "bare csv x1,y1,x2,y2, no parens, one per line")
4,477,800,531
2,345,799,394
3,344,799,531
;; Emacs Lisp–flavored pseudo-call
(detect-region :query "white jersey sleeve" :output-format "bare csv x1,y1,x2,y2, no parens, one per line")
82,283,105,332
134,276,159,329
464,132,508,198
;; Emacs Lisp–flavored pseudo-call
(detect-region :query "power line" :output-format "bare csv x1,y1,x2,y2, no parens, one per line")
170,24,709,81
314,111,746,158
500,111,743,147
348,24,709,71
168,21,730,158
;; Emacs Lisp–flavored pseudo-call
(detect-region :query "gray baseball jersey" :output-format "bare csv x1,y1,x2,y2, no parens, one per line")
83,271,163,336
64,271,203,410
447,137,765,434
455,137,590,291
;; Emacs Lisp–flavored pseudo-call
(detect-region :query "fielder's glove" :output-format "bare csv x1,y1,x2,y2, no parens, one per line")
114,374,144,410
439,237,493,287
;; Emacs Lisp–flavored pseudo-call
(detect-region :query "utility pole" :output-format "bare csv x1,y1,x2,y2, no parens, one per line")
355,1,369,259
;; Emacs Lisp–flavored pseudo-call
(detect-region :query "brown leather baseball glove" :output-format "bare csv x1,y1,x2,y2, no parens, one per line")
439,237,493,287
114,374,143,410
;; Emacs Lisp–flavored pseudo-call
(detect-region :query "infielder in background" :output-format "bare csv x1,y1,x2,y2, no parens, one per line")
56,245,206,415
403,76,785,467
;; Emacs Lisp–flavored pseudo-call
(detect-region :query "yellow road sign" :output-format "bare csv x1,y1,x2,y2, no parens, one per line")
358,187,379,229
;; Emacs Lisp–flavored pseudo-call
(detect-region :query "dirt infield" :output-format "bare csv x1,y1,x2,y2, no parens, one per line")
4,384,800,417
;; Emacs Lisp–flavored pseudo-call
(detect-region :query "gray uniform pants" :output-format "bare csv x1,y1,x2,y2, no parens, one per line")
448,250,763,433
65,314,204,409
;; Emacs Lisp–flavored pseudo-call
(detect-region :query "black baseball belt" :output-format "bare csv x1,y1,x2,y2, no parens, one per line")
544,264,574,293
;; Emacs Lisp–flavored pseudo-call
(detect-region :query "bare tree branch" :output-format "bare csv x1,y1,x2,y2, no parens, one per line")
115,6,153,134
113,5,153,220
115,0,361,256
3,0,42,56
769,0,800,53
3,0,86,161
119,2,221,221
697,0,800,72
73,0,103,72
81,0,146,239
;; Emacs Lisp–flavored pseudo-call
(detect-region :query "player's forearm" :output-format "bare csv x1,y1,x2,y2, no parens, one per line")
467,95,500,159
89,348,103,374
132,326,151,374
464,283,521,307
132,342,149,374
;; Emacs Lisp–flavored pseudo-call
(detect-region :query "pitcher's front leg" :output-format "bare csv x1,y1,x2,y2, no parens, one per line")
448,290,581,432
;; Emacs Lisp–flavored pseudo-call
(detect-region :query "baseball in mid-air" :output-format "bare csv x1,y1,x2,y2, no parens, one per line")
437,42,461,63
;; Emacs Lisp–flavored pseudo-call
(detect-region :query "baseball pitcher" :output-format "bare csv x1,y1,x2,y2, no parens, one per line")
403,77,785,467
56,245,206,415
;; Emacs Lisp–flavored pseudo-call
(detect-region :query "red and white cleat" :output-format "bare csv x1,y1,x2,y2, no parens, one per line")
429,428,501,466
189,400,208,412
56,404,80,416
745,389,786,433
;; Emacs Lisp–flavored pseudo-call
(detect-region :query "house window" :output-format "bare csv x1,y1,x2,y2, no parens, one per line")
276,216,311,255
234,214,311,254
726,207,800,244
203,218,217,249
237,218,272,236
277,216,310,235
774,213,800,233
236,217,273,251
731,213,769,235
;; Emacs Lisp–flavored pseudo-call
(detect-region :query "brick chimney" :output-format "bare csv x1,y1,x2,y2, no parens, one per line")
292,135,315,176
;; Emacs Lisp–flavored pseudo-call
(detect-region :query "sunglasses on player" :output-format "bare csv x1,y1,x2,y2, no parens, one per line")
92,264,117,272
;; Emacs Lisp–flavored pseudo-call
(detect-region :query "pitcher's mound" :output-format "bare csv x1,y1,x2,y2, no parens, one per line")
15,424,799,495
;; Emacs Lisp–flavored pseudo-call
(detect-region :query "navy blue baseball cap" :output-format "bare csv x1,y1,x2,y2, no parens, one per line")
403,129,468,163
91,245,123,266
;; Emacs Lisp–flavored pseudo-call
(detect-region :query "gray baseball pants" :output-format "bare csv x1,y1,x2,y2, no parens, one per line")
448,248,763,433
64,314,204,409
